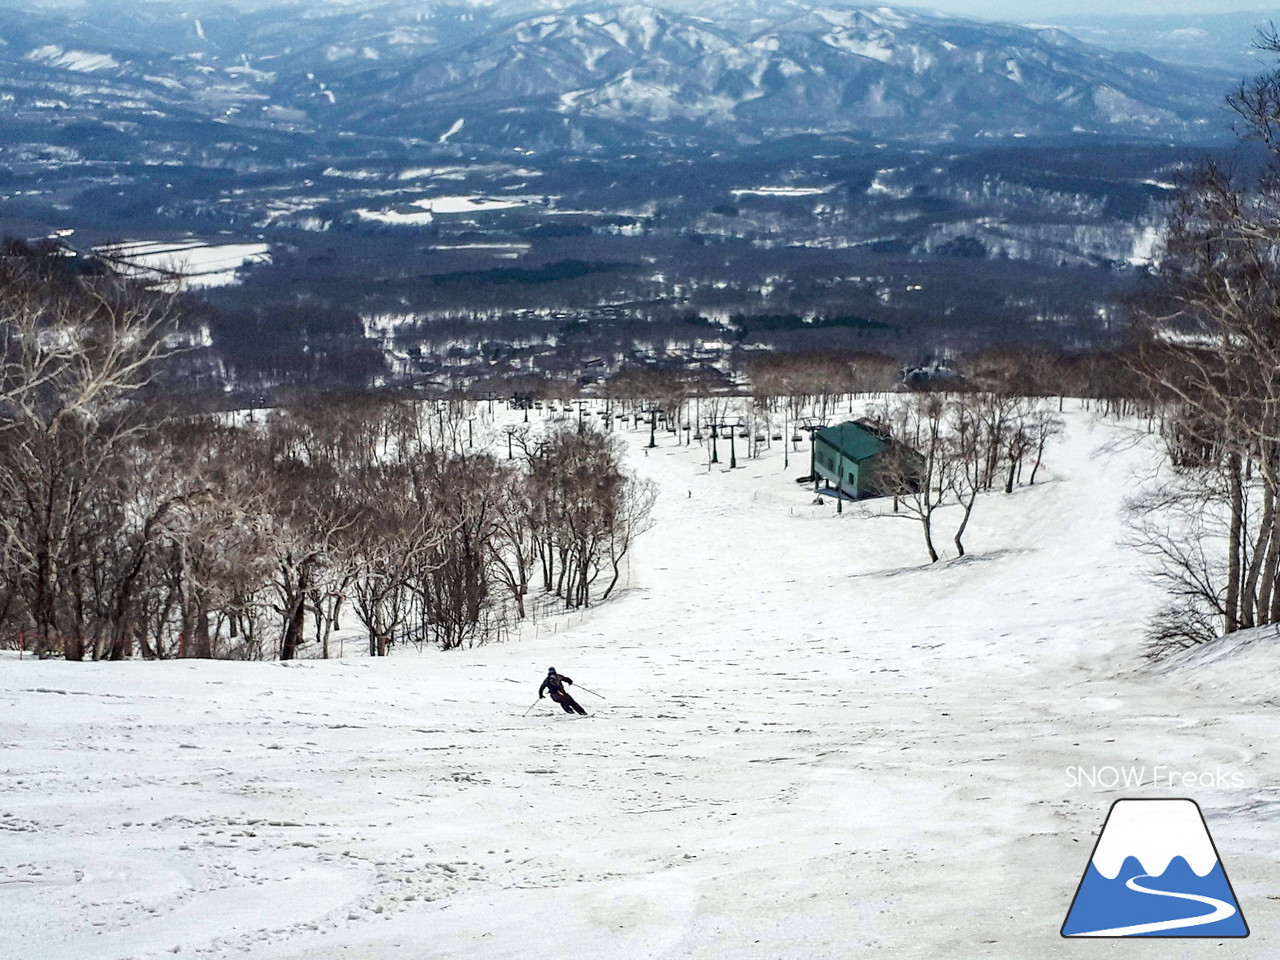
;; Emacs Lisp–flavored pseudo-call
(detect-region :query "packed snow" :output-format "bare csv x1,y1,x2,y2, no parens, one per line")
2,405,1279,958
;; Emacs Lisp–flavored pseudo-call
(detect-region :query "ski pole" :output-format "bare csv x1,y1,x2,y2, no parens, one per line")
574,685,606,700
522,699,541,716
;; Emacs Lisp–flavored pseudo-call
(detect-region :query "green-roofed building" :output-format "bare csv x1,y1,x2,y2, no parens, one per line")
811,419,921,500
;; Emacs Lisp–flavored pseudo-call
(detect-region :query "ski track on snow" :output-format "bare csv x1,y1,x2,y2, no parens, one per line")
1,404,1278,958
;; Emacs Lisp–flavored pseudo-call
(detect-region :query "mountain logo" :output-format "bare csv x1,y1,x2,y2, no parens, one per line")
1061,799,1248,938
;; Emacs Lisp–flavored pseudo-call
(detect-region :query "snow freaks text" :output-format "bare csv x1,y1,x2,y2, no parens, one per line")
1065,766,1245,790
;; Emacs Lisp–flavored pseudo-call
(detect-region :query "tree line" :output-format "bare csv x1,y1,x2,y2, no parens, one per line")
0,255,655,659
1121,30,1280,654
0,247,1156,660
15,141,1280,663
870,392,1062,563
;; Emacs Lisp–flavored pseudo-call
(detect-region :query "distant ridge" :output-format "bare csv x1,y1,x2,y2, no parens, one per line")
0,0,1234,155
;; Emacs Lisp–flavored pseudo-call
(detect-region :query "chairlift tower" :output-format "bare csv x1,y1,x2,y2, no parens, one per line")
641,405,662,449
703,419,720,465
712,419,746,469
799,416,829,492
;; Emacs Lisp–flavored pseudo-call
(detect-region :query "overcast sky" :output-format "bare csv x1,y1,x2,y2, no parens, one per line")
916,1,1276,20
16,0,1280,24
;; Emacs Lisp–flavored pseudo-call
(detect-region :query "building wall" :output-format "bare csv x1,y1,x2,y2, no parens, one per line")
813,438,867,498
813,428,924,500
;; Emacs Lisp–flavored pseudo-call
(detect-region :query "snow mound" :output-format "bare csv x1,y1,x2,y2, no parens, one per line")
1155,624,1280,705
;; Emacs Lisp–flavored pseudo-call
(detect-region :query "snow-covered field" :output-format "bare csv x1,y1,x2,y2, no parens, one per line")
355,196,533,225
730,186,833,198
3,406,1279,958
94,240,271,289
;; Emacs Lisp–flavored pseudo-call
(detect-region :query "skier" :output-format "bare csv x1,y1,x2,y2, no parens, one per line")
539,667,587,715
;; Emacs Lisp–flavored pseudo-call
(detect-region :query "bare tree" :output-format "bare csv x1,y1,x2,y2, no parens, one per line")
1027,409,1064,486
143,420,275,659
874,394,950,563
0,256,182,658
601,474,657,600
521,423,653,606
1126,31,1280,651
263,409,359,660
414,451,500,650
490,466,538,620
344,460,441,656
947,396,987,558
0,285,657,658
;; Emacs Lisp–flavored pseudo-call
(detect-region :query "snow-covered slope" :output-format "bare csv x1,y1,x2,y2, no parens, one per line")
3,403,1278,958
0,1,1232,155
332,3,1227,144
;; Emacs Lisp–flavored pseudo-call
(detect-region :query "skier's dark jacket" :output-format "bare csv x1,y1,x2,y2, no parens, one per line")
539,672,573,699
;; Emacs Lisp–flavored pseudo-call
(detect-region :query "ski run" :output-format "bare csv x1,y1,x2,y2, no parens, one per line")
3,402,1279,958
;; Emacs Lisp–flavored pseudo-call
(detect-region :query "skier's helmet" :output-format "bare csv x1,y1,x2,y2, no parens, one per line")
548,667,556,674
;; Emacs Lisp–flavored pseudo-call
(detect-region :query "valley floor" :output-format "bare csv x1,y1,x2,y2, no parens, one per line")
2,404,1278,958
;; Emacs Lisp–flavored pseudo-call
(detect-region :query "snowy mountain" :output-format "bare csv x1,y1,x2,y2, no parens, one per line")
367,3,1223,143
1047,11,1277,75
1091,799,1219,879
0,0,1242,363
1063,799,1248,938
0,0,1235,155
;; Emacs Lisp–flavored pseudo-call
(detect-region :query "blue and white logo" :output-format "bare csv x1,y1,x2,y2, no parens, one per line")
1061,798,1248,938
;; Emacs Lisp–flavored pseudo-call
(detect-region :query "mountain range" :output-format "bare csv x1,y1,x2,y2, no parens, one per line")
0,0,1241,160
1047,10,1277,75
